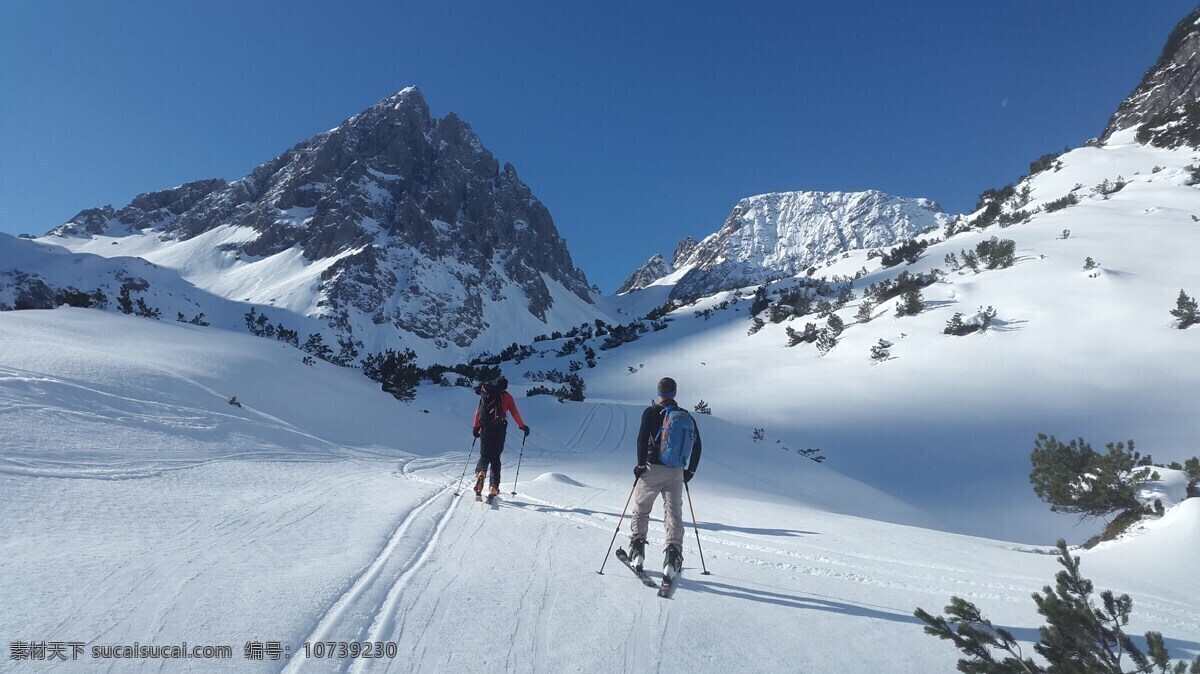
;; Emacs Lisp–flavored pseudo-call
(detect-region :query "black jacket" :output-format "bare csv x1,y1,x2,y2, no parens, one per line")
636,400,702,472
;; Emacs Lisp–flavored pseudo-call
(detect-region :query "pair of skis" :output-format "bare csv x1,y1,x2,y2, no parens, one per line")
614,548,678,598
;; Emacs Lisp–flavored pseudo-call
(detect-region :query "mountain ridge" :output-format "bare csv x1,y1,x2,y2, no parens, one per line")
38,87,601,357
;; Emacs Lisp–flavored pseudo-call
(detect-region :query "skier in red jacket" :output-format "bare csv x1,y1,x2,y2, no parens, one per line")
472,377,529,498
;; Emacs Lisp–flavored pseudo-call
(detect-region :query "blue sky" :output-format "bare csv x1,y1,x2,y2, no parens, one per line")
2,1,1194,291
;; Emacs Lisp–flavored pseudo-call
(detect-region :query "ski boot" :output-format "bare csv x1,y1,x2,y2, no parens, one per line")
663,544,683,579
474,471,486,498
628,536,647,571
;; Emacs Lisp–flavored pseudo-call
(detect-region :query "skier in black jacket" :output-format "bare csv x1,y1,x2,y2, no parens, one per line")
628,377,701,575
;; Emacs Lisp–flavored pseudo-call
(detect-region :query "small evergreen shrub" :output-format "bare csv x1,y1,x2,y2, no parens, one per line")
855,301,874,323
975,237,1016,269
1092,177,1127,199
880,239,929,267
869,339,891,362
1171,289,1198,329
361,348,422,401
1043,193,1080,213
894,287,924,317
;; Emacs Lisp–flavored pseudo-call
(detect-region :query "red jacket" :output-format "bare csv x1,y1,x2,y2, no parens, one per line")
473,391,526,431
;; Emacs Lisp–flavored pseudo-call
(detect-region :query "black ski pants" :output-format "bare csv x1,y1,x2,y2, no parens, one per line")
475,424,507,488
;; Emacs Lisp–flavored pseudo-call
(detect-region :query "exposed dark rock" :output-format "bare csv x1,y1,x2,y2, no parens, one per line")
1102,6,1200,144
617,254,672,294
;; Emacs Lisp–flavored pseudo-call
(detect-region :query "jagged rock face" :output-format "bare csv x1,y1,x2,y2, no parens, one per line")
672,236,699,266
669,190,948,300
52,179,228,237
47,87,592,349
1102,6,1200,143
616,236,705,294
617,254,672,294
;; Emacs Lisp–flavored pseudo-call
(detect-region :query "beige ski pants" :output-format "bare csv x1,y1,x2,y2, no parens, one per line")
629,464,685,549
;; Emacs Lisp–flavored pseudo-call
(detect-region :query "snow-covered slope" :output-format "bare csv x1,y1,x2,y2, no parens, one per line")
2,308,1195,672
540,128,1200,546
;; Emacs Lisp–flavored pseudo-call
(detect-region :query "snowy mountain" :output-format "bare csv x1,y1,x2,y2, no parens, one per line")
616,253,673,294
34,87,602,360
619,189,949,299
3,7,1200,672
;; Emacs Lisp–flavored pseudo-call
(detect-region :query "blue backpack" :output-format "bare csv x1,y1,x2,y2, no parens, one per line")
657,404,696,468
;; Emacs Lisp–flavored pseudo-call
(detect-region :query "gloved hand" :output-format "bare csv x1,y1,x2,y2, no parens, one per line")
472,427,481,438
520,425,530,437
684,469,695,483
633,465,648,478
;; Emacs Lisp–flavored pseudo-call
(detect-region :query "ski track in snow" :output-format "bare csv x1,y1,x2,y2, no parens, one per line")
284,478,456,674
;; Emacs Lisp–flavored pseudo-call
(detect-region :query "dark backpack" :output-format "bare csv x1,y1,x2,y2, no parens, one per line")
477,383,506,429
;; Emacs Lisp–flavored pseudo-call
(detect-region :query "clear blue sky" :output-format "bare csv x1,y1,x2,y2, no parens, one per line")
2,1,1194,291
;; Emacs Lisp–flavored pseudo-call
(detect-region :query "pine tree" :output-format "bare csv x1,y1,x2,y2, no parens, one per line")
335,336,359,366
1084,257,1098,271
90,289,109,309
694,400,712,415
750,285,769,316
134,298,160,319
826,313,845,337
916,540,1200,674
784,326,801,347
748,316,765,336
244,307,260,334
1029,434,1147,524
816,330,836,355
980,305,997,330
361,348,421,401
303,333,334,361
117,287,134,315
768,302,792,324
895,287,924,317
800,322,818,343
834,285,855,309
944,312,971,336
855,301,874,323
1170,289,1198,329
961,250,980,272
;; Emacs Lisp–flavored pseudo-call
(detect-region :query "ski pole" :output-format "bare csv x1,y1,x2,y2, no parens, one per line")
596,476,640,575
453,437,478,497
685,482,711,575
509,433,527,496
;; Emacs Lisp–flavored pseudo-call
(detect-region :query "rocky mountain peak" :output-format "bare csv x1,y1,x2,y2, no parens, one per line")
44,87,595,353
672,236,699,267
616,254,672,295
667,189,948,300
1101,6,1200,144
